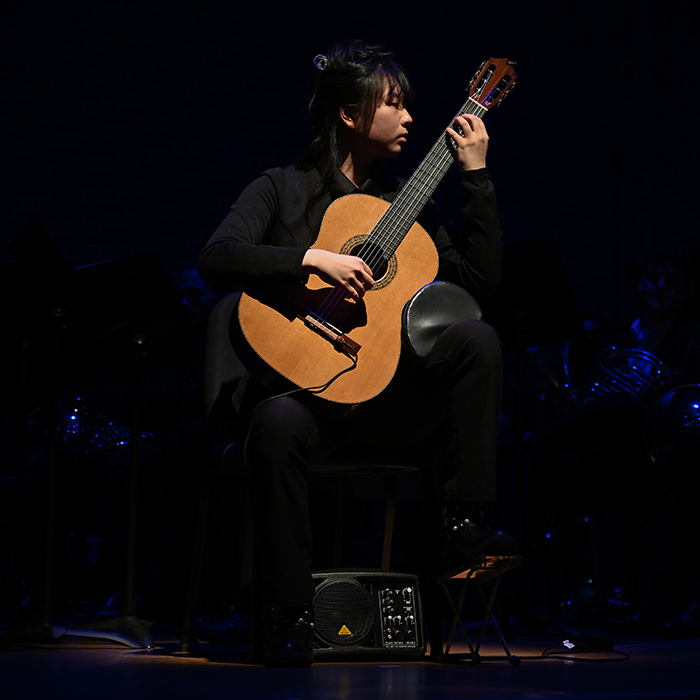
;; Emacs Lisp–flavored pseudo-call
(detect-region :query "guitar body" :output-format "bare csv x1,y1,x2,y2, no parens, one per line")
237,193,439,404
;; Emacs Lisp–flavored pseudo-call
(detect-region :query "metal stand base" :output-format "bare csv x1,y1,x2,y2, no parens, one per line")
0,616,154,650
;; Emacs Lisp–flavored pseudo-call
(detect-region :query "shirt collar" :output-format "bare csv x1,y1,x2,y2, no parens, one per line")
326,163,394,200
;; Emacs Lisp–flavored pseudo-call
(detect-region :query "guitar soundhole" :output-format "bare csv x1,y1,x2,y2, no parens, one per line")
341,236,397,290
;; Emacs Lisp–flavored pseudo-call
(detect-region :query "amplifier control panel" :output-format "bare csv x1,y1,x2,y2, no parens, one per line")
378,585,420,648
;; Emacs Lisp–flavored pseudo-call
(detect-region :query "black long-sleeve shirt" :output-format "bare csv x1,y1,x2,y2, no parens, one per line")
199,163,502,300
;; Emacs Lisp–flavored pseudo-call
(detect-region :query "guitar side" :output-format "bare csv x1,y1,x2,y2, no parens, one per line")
237,193,439,404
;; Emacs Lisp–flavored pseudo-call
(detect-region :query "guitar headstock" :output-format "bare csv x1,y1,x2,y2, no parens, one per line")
468,58,517,111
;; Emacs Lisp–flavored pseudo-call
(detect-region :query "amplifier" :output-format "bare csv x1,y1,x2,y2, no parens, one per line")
311,569,425,659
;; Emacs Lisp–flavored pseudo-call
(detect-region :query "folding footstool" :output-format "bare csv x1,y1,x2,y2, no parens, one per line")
436,554,524,665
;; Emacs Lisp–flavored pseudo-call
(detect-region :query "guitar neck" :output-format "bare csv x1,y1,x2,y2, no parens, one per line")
398,97,488,220
365,96,487,262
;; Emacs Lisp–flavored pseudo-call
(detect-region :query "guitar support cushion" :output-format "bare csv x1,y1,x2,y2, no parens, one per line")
401,281,482,359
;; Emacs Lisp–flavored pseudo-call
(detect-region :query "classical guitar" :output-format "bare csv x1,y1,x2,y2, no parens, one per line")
237,58,517,404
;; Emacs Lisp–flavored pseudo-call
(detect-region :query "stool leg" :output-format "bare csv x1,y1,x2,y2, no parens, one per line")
474,575,501,655
475,575,519,664
441,578,476,657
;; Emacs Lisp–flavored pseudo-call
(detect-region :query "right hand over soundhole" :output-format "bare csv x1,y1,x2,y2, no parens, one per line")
302,249,375,301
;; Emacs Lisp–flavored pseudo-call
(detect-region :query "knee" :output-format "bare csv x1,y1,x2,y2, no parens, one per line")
432,319,503,370
461,319,501,355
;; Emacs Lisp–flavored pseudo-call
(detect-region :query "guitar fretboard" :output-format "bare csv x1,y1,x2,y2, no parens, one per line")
360,97,487,271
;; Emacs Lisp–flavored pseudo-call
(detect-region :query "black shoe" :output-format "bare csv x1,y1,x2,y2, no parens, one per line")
264,604,315,668
439,503,517,578
660,598,700,639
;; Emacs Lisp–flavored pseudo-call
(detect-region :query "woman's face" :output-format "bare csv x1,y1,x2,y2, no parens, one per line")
363,87,413,160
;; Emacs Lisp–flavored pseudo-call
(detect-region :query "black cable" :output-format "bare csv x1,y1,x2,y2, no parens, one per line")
511,641,631,663
252,352,359,408
540,649,631,662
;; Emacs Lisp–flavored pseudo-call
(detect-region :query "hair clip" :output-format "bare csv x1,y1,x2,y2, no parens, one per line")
313,54,328,70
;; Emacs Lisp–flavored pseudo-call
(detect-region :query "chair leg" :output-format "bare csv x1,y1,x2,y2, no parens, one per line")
331,488,344,569
381,473,397,570
415,468,444,660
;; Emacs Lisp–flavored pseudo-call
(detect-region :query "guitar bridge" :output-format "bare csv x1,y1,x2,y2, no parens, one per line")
301,313,361,358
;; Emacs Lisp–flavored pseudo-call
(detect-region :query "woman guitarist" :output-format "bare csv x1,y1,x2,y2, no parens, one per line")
198,40,515,667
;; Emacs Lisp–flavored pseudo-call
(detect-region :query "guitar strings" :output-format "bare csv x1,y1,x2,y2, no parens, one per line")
311,98,484,330
311,107,469,328
310,97,488,331
312,114,461,324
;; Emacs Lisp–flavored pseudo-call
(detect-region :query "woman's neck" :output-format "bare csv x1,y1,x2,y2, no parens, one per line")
339,151,371,188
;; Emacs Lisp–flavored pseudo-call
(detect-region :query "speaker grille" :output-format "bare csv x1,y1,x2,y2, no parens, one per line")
313,579,374,646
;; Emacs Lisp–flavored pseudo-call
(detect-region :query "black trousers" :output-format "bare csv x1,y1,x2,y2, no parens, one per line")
243,319,503,608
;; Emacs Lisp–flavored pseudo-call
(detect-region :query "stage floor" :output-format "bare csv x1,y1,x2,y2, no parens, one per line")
1,625,698,700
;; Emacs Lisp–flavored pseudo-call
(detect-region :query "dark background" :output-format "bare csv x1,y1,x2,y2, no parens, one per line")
2,0,697,328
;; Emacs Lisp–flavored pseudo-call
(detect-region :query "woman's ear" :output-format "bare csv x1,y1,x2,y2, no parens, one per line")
339,105,358,130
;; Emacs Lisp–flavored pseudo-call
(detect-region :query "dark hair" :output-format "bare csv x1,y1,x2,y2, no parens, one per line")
297,40,412,204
